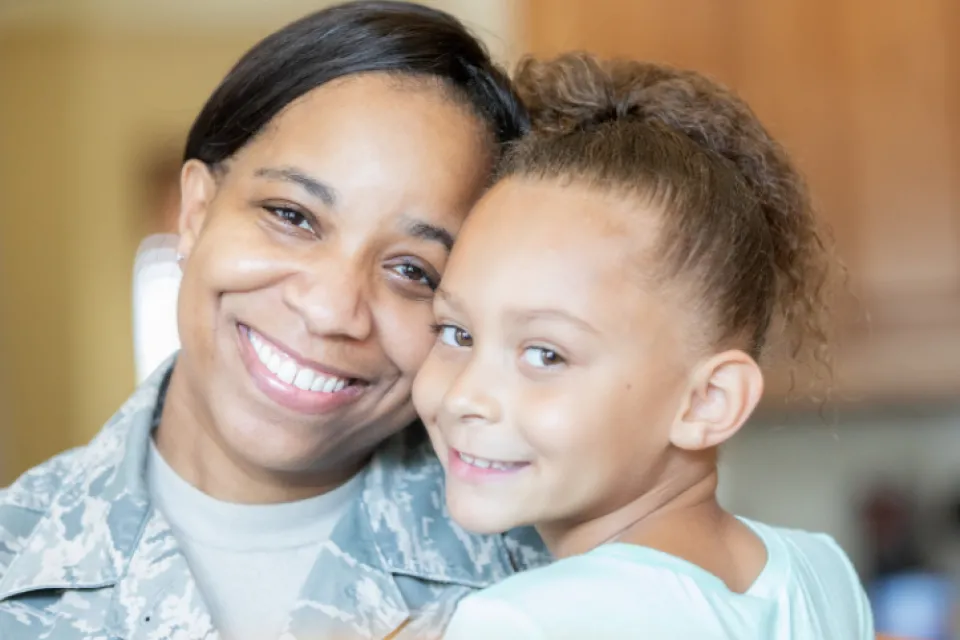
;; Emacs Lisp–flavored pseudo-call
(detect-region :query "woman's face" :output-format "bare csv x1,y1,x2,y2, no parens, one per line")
176,74,492,476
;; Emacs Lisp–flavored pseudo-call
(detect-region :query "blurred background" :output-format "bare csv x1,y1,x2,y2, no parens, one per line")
1,0,959,635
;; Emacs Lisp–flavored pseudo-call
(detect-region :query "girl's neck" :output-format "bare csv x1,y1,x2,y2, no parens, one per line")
155,362,364,504
537,455,722,559
536,458,769,594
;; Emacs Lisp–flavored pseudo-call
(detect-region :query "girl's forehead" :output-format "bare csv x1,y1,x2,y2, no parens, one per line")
456,177,662,267
445,191,656,306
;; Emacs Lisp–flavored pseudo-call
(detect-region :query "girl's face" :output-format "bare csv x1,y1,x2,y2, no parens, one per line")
413,177,696,537
175,74,492,477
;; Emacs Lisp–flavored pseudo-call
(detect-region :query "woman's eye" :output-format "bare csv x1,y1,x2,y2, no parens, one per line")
266,206,312,232
521,346,565,369
437,325,473,348
392,262,438,290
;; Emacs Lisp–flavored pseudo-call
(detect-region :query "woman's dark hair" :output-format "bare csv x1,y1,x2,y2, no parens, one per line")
184,0,526,166
502,53,831,374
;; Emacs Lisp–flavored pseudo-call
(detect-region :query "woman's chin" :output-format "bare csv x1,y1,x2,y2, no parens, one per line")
216,419,328,472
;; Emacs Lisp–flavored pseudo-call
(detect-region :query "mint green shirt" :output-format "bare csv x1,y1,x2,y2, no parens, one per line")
444,518,873,639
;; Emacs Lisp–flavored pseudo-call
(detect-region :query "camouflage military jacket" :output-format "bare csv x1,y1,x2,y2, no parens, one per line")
0,362,549,639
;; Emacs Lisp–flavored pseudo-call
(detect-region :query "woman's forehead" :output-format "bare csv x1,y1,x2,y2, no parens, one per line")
232,77,489,180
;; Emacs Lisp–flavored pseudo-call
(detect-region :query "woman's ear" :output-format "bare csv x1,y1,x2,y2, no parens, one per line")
176,160,218,263
669,350,764,451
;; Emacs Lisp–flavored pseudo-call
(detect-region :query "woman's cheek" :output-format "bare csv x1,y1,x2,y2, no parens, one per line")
411,348,449,423
197,216,298,290
376,301,440,376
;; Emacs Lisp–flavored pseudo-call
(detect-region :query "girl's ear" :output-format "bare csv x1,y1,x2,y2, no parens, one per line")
669,350,763,450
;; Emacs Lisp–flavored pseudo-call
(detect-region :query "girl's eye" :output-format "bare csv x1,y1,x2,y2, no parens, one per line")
435,324,473,348
521,346,565,369
391,262,439,291
266,206,313,232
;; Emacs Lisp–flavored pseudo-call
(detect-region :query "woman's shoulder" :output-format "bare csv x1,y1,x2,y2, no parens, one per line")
1,359,167,517
1,447,86,514
0,447,88,579
0,361,168,591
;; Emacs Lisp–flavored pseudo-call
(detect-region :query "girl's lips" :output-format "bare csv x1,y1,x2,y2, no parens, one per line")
447,447,530,482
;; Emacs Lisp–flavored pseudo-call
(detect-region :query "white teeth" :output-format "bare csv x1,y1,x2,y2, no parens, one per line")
246,328,351,394
457,451,521,471
267,353,282,374
293,368,315,391
277,360,298,384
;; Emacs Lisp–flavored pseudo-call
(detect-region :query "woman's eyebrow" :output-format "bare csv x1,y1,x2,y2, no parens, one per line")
400,215,455,252
254,166,338,207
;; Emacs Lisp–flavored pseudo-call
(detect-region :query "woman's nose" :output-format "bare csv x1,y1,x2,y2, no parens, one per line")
441,355,502,426
282,258,374,341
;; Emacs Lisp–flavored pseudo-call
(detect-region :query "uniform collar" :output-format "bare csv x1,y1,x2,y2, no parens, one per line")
354,426,547,586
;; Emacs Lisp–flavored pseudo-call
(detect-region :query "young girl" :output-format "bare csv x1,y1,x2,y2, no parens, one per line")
413,53,874,639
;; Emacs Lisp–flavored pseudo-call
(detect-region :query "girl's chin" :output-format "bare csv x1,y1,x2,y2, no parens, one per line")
446,497,522,535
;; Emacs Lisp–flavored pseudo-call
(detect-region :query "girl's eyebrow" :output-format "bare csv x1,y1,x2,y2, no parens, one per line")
506,308,600,335
435,288,599,334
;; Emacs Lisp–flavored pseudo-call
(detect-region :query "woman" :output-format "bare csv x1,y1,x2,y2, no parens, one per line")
0,3,548,639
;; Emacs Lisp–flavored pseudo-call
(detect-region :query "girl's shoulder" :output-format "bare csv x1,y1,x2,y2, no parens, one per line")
445,522,873,639
445,546,715,639
738,518,873,634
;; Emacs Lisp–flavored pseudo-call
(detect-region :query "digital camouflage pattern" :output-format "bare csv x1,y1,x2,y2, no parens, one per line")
0,360,549,639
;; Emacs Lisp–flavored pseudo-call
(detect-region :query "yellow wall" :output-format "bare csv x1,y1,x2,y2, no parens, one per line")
0,25,273,482
0,25,85,480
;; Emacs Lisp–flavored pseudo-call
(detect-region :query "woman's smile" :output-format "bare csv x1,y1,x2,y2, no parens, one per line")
237,323,369,415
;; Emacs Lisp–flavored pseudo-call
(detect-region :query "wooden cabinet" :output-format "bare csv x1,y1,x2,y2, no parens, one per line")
520,0,960,402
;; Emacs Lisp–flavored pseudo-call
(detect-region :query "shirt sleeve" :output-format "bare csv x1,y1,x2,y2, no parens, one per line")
443,594,547,640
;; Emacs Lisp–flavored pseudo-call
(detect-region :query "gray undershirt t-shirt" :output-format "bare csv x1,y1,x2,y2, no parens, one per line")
146,441,363,640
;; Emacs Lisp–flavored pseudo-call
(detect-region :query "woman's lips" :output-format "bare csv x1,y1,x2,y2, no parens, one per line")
237,324,367,415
